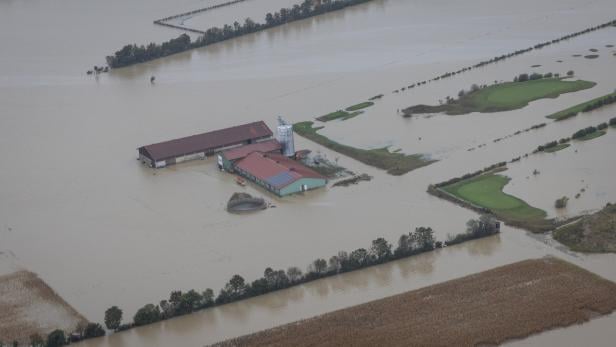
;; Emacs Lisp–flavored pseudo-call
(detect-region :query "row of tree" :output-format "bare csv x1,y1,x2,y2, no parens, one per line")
581,93,616,113
2,215,501,346
534,118,615,153
56,217,495,338
106,0,373,68
392,19,615,97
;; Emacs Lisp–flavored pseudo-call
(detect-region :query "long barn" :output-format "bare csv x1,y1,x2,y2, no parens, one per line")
138,121,273,168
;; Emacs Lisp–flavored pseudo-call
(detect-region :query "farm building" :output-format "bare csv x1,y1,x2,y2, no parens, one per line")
217,139,282,171
234,152,327,196
138,121,273,168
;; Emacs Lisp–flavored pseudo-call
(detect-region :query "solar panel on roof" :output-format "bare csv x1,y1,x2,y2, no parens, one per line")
266,171,296,187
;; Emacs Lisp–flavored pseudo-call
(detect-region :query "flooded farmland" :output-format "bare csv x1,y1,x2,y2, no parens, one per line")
1,0,616,345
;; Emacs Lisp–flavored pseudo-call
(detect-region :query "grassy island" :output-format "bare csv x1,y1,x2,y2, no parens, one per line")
554,203,616,252
316,110,363,122
345,101,374,111
547,91,616,120
432,172,558,232
577,130,606,141
403,78,596,116
293,122,435,175
544,143,570,153
441,174,547,221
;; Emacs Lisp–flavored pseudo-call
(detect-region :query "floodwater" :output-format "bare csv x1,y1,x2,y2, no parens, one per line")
1,0,616,345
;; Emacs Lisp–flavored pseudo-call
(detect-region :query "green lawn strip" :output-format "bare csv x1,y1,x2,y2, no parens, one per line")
404,78,596,116
316,110,363,122
441,174,547,222
547,91,616,120
293,121,435,175
544,143,571,153
576,130,606,141
345,101,375,112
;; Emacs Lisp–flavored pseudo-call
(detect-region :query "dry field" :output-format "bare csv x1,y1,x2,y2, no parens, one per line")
212,257,616,347
0,271,87,343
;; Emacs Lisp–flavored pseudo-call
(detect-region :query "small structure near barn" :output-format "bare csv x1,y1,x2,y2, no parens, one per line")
217,139,282,171
234,152,327,196
138,121,273,168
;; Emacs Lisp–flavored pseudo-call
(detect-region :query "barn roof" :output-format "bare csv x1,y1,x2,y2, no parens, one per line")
139,121,273,162
221,139,281,161
235,152,325,189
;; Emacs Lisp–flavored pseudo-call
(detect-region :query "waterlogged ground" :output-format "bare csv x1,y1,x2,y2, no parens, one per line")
1,0,616,345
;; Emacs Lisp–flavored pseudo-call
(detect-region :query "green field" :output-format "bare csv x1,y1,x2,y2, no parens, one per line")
293,122,435,175
547,92,616,120
576,130,606,141
404,78,596,116
544,143,570,153
345,101,374,112
316,110,363,122
442,174,547,222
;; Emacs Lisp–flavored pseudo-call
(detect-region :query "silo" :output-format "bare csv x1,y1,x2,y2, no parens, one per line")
277,116,295,157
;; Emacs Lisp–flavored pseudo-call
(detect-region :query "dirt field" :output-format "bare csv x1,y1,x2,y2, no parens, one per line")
0,271,87,344
212,257,616,347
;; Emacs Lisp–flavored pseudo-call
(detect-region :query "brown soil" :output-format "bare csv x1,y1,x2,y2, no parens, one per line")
212,258,616,347
0,271,87,344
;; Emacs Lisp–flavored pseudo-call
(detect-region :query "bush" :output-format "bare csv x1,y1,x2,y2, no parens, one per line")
598,122,608,130
133,304,161,326
567,70,574,76
555,196,569,208
610,117,616,126
83,323,105,338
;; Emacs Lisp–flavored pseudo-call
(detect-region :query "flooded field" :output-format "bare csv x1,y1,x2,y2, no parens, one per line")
1,0,616,345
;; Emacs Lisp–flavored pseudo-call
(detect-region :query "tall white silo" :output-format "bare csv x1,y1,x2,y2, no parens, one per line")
277,116,295,157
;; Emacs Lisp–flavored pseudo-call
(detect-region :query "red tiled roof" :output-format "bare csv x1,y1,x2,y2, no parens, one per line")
235,152,325,189
139,121,272,162
221,139,281,161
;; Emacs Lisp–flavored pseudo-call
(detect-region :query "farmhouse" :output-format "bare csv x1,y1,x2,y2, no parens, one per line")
138,121,273,168
234,152,327,196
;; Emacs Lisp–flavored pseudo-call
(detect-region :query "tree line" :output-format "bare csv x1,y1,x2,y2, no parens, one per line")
534,117,615,153
106,0,373,68
7,216,500,346
390,19,615,96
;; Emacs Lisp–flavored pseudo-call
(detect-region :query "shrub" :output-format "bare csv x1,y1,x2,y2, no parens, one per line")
567,70,574,76
598,122,608,130
555,196,569,208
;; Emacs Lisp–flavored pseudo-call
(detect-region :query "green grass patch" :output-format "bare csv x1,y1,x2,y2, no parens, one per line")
345,102,375,112
547,91,616,120
544,143,570,153
293,121,435,175
576,130,606,141
404,78,596,116
316,110,363,122
441,174,547,222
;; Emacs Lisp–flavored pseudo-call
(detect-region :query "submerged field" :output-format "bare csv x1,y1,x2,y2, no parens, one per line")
553,203,616,252
0,271,87,344
293,121,435,175
212,257,616,347
403,78,596,115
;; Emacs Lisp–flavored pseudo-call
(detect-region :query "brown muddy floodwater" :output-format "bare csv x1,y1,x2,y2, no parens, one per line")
1,0,616,345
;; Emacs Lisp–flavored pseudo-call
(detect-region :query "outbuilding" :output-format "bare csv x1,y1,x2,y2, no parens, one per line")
217,139,282,171
234,152,327,196
138,121,273,168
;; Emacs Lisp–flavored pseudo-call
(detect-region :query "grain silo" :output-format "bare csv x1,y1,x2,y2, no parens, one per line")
277,116,295,157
